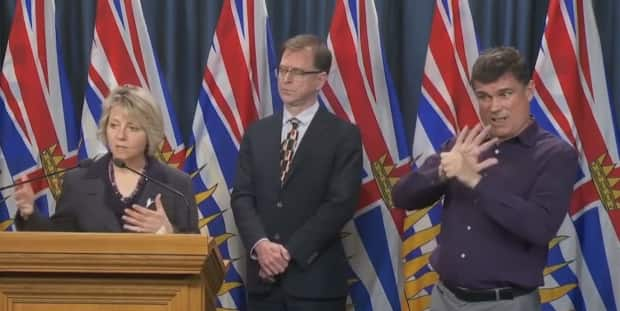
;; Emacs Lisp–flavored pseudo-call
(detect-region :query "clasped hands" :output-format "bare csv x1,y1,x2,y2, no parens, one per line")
255,240,291,283
439,124,499,188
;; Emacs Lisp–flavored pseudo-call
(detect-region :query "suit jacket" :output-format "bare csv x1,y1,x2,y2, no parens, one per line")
16,154,198,233
232,108,362,299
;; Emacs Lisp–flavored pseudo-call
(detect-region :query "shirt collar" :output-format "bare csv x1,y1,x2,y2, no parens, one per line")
506,118,538,147
283,102,320,126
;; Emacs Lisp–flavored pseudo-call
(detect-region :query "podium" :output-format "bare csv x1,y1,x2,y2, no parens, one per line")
0,232,225,311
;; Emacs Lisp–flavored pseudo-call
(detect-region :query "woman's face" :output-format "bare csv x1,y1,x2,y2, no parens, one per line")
106,105,148,164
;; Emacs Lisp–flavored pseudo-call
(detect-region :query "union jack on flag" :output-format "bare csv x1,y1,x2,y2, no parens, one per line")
0,0,80,231
80,0,185,167
532,0,620,309
184,0,280,309
409,1,480,309
320,0,411,309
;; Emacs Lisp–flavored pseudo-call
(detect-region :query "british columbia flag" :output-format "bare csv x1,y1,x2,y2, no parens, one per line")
80,0,185,166
531,0,620,310
320,0,411,309
0,0,79,231
184,0,280,309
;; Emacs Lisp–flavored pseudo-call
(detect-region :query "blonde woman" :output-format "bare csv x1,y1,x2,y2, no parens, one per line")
14,85,198,233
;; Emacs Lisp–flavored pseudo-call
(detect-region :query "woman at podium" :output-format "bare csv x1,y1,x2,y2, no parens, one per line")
13,85,198,233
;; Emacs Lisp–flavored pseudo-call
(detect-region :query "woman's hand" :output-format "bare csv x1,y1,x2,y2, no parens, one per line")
14,179,35,219
122,194,174,234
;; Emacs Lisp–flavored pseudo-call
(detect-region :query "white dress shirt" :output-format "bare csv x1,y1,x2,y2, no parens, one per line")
280,102,319,152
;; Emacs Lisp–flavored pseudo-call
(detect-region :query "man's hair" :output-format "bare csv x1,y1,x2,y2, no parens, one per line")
471,46,530,85
97,84,164,156
281,34,332,73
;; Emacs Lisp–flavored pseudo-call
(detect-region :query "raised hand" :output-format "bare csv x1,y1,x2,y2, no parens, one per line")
14,179,35,219
439,124,499,188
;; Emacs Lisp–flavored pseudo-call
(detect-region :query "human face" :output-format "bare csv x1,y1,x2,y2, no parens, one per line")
277,48,327,112
106,105,148,167
473,73,533,141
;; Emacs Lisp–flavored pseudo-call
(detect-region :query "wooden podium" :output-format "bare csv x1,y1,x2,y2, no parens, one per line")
0,232,225,311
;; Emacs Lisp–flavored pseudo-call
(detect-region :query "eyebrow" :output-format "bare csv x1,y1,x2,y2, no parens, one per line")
109,117,138,125
475,87,514,95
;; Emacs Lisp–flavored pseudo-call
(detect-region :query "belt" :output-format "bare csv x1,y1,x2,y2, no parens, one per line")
443,283,535,302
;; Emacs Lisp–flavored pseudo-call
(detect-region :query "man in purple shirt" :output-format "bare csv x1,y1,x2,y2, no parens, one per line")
392,47,578,310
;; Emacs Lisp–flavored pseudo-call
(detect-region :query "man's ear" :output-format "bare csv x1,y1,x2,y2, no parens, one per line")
525,79,534,101
316,72,328,90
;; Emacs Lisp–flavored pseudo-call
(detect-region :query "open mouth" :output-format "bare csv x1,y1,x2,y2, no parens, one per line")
491,116,508,122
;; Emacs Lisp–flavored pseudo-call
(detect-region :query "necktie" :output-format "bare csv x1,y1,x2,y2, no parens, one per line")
280,118,300,184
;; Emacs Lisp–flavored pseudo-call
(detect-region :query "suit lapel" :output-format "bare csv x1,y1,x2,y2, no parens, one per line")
248,112,283,190
139,159,169,205
282,108,330,187
268,112,285,188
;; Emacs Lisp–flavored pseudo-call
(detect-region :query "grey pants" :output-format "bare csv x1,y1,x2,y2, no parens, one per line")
431,281,541,311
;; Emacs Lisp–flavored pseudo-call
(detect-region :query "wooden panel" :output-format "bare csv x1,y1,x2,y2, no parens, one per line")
0,232,226,311
13,305,166,311
0,276,198,311
0,232,213,274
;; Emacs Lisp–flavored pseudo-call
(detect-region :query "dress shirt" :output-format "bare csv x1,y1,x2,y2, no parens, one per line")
281,102,319,151
392,122,578,289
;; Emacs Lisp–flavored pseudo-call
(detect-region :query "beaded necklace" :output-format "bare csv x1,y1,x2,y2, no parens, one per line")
107,159,147,204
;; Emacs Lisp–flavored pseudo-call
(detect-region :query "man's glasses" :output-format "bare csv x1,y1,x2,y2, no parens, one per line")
276,65,323,80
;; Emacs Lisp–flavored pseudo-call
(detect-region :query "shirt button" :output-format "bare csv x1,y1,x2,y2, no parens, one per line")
276,201,283,208
460,253,467,259
466,225,472,231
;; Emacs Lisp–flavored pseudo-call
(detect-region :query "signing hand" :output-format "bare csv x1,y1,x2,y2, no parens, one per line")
439,124,499,188
123,194,173,233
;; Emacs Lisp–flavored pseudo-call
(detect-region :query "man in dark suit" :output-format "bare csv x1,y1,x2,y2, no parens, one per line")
232,34,362,310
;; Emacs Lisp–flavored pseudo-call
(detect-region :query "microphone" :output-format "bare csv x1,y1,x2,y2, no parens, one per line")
112,159,190,210
0,159,94,192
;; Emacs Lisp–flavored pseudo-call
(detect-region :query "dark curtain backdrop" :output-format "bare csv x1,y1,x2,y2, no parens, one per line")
1,0,619,146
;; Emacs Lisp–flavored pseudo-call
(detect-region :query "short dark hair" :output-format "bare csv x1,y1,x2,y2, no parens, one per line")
281,34,332,73
471,47,530,86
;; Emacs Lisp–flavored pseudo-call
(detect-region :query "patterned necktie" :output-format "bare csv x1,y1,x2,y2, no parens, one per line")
280,118,300,184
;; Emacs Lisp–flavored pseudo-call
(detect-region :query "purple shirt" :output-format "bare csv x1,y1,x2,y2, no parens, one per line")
392,122,577,289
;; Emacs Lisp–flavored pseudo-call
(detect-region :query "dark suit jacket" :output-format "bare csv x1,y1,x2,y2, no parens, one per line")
16,154,198,233
231,108,362,299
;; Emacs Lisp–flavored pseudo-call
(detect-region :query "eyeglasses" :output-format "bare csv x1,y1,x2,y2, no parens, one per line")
276,65,323,80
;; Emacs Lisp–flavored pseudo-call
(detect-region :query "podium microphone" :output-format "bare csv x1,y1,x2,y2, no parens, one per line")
111,159,190,209
0,159,94,192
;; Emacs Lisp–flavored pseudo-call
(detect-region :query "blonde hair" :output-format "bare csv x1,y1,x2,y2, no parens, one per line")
97,85,164,156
